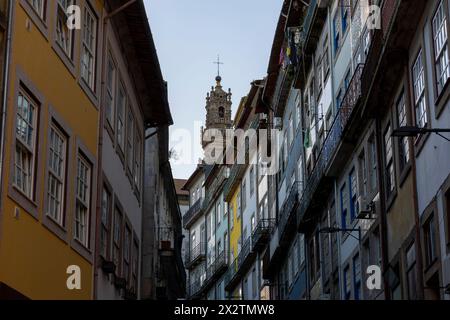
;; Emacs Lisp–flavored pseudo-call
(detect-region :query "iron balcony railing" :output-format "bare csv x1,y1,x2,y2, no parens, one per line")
206,261,216,283
223,164,246,201
183,197,203,229
238,237,252,268
214,250,228,272
202,168,227,213
225,257,240,291
225,237,256,292
278,182,300,241
297,64,364,229
185,242,206,269
252,218,276,251
188,250,229,298
300,0,317,46
273,63,295,117
187,278,202,298
361,0,398,99
207,250,228,283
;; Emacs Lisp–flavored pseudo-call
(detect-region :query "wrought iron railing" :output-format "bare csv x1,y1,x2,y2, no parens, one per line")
203,168,227,213
297,64,364,227
238,237,252,268
278,182,300,239
252,219,276,248
225,256,239,289
340,64,364,127
215,250,228,270
223,164,245,201
300,0,318,45
274,64,295,117
187,278,202,297
185,242,206,267
183,197,203,228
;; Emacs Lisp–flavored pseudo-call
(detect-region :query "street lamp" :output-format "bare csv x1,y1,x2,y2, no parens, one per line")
392,126,450,142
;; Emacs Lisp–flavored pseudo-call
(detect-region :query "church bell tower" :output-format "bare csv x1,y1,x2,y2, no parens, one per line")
202,57,233,151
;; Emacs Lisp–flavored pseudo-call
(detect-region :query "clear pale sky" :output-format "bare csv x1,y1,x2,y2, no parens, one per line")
144,0,282,179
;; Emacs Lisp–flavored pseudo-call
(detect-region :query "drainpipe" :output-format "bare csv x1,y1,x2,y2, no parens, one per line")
375,117,390,300
93,4,110,300
0,0,14,214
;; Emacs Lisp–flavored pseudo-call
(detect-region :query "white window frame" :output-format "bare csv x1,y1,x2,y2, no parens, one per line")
74,154,91,247
14,91,38,199
126,110,135,172
384,124,395,195
123,225,131,282
100,187,111,258
81,4,97,90
29,0,46,19
432,1,450,95
46,123,67,225
412,50,428,128
117,82,126,151
105,53,116,128
56,0,74,58
396,92,410,168
113,208,122,270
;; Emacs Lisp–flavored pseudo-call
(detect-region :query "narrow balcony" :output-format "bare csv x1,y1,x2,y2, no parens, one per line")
297,64,364,232
183,197,203,229
301,0,327,55
278,182,300,245
223,164,246,202
361,0,427,116
293,0,327,89
199,250,229,295
225,239,255,293
225,257,240,292
237,237,255,274
187,278,202,299
252,219,276,252
213,250,228,279
273,63,294,117
185,242,206,270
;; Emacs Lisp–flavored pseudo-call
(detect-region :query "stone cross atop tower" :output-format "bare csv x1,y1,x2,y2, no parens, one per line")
202,65,233,151
205,76,232,130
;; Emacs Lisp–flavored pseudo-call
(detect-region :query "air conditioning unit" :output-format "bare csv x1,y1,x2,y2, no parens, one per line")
356,195,374,219
274,117,283,130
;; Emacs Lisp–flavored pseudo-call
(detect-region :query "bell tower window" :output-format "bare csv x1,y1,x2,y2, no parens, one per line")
219,106,225,118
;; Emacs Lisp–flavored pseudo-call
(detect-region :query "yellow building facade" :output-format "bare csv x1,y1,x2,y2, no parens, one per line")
228,187,241,298
229,188,241,262
0,0,104,299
